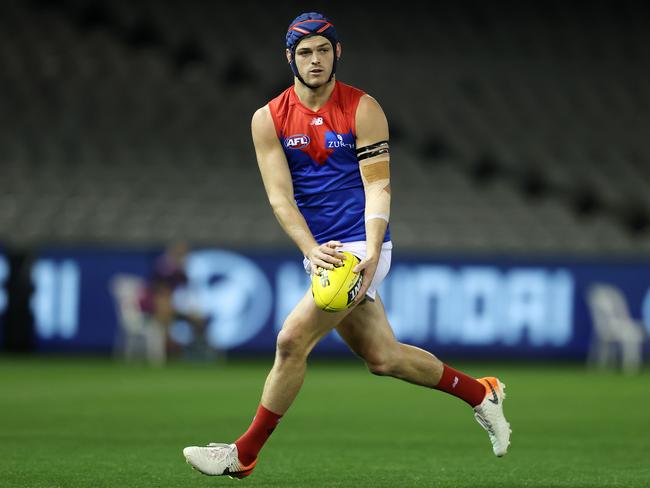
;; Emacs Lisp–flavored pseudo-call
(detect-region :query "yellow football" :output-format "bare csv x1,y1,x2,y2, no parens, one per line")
311,251,363,312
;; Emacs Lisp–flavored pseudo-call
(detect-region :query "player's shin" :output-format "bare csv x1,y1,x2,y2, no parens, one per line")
234,404,283,465
434,364,486,407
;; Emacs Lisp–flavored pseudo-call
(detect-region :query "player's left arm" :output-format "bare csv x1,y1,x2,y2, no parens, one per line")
353,94,391,300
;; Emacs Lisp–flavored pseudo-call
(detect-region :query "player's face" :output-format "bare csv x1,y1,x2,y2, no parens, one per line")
291,36,338,87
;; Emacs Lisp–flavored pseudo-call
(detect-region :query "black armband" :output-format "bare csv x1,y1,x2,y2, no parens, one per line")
356,140,390,161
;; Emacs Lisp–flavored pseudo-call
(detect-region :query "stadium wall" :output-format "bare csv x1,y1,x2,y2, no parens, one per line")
1,244,649,361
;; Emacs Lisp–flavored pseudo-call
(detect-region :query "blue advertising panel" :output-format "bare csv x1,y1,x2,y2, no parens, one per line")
31,246,650,360
0,248,8,346
31,248,156,352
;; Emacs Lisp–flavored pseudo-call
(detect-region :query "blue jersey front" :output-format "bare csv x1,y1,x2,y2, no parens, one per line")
268,81,391,244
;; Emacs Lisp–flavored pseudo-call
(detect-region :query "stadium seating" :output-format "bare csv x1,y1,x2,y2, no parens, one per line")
1,0,649,255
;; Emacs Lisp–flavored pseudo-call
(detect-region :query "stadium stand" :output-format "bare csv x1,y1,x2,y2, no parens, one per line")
1,0,649,255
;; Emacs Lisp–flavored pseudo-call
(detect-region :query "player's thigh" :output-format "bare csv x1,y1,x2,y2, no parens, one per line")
279,289,355,353
335,294,399,362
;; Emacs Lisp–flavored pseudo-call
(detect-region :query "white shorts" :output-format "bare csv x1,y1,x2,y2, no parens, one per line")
303,240,393,300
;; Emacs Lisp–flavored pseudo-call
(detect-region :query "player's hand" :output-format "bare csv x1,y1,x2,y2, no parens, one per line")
307,241,346,274
352,254,378,303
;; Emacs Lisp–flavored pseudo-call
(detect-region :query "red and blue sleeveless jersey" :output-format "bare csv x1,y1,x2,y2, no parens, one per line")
268,81,391,244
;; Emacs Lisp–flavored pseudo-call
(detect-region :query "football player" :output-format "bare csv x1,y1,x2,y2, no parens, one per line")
183,12,511,478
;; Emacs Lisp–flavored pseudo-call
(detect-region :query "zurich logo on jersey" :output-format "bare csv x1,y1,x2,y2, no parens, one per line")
325,131,354,149
285,134,311,149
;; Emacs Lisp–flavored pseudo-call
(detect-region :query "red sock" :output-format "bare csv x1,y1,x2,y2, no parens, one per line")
234,404,283,465
434,364,486,407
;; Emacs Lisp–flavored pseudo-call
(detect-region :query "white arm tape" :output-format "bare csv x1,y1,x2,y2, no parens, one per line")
365,213,390,223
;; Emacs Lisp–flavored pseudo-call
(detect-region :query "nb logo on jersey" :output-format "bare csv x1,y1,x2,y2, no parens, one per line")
310,117,323,126
285,134,310,149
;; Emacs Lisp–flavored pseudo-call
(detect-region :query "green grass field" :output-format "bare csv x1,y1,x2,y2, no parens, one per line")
1,356,648,487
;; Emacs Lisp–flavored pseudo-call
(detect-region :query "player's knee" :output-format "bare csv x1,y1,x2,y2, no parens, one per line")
365,353,398,377
276,327,308,361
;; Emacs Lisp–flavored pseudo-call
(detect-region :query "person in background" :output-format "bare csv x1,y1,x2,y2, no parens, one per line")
139,241,206,359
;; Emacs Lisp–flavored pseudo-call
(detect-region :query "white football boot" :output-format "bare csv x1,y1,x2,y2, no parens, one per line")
183,443,257,478
473,377,512,457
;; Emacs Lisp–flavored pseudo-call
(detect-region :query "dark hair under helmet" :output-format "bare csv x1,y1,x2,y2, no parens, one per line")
286,12,339,87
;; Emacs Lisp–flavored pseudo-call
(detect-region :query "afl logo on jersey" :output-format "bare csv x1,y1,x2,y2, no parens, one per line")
285,134,310,149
